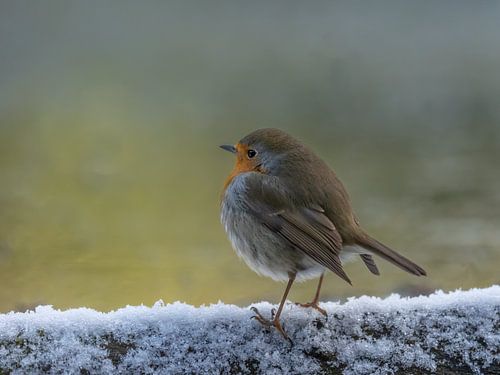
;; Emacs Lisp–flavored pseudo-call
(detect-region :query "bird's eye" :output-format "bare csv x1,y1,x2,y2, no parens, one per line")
247,149,257,159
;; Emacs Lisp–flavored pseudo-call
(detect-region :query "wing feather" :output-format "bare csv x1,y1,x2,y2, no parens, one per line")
241,176,351,284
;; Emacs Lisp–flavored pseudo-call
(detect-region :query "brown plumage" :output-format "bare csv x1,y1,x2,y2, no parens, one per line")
220,128,426,340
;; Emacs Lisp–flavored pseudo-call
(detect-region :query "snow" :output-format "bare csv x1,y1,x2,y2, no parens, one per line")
0,286,499,374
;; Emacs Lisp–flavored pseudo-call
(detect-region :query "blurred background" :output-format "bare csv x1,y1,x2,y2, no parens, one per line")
1,1,499,313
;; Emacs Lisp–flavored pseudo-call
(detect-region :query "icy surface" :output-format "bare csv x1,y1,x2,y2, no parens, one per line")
0,286,499,374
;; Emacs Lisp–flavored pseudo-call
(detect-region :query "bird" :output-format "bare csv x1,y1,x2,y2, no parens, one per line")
219,128,426,340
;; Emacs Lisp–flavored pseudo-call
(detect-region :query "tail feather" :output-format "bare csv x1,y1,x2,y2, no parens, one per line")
356,235,427,276
360,254,380,275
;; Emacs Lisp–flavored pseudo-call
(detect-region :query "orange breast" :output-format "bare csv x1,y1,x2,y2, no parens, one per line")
222,143,257,192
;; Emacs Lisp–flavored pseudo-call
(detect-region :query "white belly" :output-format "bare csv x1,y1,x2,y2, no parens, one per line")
220,174,324,282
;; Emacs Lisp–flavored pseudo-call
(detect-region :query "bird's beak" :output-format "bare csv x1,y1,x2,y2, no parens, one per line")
219,144,236,154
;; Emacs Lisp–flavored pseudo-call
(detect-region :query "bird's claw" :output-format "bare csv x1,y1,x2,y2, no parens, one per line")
250,307,292,343
250,307,273,327
295,301,328,318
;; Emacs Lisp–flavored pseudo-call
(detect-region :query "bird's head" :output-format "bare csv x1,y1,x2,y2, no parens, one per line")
220,128,303,178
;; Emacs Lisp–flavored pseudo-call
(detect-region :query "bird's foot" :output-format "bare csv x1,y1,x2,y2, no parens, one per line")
295,301,327,317
250,307,291,342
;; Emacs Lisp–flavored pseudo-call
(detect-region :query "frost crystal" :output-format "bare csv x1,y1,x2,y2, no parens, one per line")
0,286,499,374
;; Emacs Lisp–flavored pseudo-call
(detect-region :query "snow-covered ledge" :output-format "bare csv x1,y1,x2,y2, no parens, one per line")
0,287,498,374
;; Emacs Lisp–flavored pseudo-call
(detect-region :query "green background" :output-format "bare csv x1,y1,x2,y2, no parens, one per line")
1,2,499,312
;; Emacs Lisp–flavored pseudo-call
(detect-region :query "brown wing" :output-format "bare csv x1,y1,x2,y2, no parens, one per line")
274,208,351,284
243,179,351,284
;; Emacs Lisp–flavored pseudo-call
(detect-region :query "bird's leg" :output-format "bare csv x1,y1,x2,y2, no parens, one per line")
251,273,296,341
296,273,327,317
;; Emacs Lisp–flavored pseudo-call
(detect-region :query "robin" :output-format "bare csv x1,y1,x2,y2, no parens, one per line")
220,128,426,340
